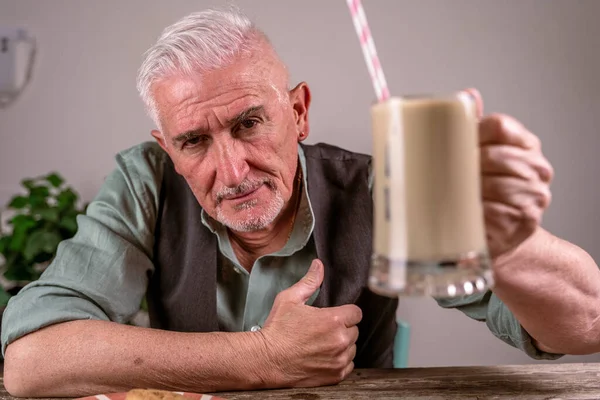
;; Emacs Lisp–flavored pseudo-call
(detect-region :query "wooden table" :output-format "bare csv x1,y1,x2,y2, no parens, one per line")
2,363,600,400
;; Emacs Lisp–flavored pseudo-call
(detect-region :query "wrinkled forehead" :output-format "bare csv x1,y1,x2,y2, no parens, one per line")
153,56,288,119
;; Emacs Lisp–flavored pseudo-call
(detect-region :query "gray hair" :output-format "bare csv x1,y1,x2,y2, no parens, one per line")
136,8,268,127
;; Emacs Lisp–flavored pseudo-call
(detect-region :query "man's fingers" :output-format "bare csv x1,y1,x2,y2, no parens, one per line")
479,114,541,149
347,325,359,346
329,304,363,328
481,145,554,182
346,343,357,364
340,361,355,381
482,175,552,211
281,259,324,305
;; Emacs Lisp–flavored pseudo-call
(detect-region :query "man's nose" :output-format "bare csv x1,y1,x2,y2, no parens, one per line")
214,139,249,188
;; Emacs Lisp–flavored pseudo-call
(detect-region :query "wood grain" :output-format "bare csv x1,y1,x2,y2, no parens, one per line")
2,363,600,400
215,363,600,400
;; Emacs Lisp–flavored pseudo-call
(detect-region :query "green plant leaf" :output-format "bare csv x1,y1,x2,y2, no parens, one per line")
3,252,18,266
0,236,10,255
58,215,78,233
29,186,50,199
3,262,37,281
0,286,11,307
35,208,60,223
9,228,28,252
31,202,50,214
3,173,84,286
9,216,39,245
23,230,62,261
57,188,78,208
42,233,62,254
8,195,28,209
21,179,35,190
33,251,53,264
29,195,48,208
10,214,37,229
46,173,64,188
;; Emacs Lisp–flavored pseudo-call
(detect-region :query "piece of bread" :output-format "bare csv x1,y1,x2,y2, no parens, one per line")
125,388,187,400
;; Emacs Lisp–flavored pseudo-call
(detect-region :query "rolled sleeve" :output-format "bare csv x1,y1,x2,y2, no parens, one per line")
1,281,110,355
436,291,563,360
1,142,165,356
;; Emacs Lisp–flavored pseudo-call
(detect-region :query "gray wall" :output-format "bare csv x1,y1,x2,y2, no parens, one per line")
1,0,599,367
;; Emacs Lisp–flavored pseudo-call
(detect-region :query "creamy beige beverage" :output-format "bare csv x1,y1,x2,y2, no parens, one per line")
369,93,491,298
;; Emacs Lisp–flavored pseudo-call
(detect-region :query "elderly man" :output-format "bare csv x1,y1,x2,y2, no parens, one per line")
3,8,600,398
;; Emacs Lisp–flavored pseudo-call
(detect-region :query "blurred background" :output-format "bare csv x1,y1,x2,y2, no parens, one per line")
0,0,599,367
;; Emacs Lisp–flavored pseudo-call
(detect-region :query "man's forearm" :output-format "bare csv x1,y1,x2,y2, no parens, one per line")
4,320,271,397
491,227,600,354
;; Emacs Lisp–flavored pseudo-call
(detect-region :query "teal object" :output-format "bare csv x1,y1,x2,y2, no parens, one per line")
393,319,411,368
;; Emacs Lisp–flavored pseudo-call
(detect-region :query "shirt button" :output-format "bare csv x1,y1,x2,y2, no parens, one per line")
250,325,261,332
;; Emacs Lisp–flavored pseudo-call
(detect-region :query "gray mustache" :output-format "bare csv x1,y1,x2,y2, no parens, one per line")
216,178,275,205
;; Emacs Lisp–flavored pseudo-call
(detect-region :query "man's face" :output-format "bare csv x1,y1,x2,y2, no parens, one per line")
151,45,310,232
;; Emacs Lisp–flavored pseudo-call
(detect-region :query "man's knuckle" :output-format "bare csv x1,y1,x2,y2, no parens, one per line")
487,113,507,132
546,163,555,182
537,188,551,209
545,190,553,207
354,305,363,321
274,291,289,303
480,145,493,162
335,332,349,349
522,202,542,223
489,114,525,140
331,314,342,325
333,354,347,369
341,362,354,380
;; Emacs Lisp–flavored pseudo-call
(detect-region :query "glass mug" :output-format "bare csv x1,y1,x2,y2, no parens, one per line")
369,93,494,298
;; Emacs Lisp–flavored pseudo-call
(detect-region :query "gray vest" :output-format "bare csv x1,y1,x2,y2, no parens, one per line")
148,143,398,368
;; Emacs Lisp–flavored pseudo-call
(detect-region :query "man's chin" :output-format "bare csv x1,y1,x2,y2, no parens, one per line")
216,193,284,232
217,207,276,232
233,199,259,211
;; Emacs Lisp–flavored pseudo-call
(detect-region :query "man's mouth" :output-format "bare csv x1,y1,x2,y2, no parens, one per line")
217,180,268,205
222,185,262,201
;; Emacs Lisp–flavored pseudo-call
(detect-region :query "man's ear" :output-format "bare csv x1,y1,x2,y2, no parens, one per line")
151,130,169,151
151,129,182,174
289,82,311,142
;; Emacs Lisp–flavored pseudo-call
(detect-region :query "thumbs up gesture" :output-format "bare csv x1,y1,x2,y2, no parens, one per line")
258,259,363,388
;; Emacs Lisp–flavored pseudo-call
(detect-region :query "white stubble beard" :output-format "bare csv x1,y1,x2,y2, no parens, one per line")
215,189,285,232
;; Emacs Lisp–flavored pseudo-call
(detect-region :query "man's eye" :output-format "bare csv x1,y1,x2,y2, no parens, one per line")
183,136,208,148
240,119,257,129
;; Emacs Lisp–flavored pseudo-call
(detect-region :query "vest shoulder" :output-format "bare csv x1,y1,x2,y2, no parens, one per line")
302,143,371,164
302,143,372,189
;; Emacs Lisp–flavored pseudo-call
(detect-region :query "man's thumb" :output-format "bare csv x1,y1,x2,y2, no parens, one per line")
287,259,324,304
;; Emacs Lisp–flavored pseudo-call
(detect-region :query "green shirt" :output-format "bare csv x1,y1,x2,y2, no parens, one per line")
1,142,560,361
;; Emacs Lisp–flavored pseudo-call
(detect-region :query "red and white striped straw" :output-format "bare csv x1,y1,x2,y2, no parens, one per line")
346,0,390,102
